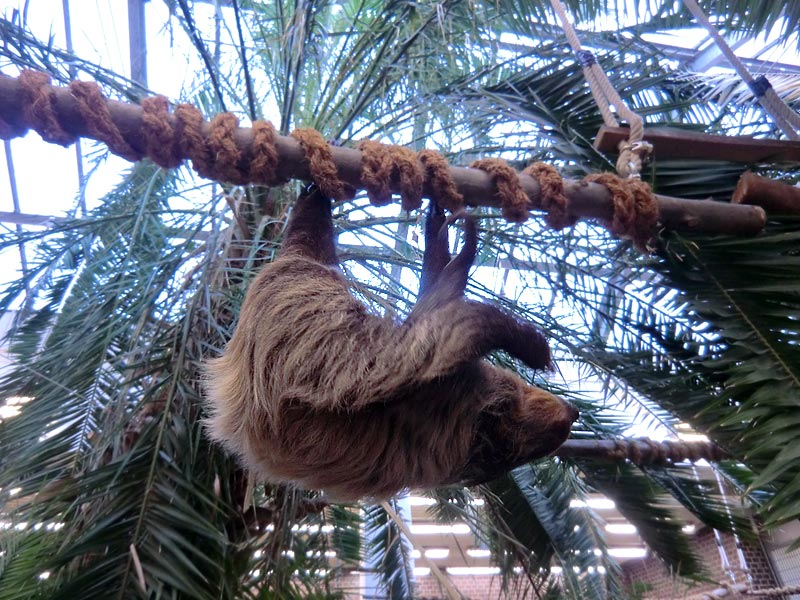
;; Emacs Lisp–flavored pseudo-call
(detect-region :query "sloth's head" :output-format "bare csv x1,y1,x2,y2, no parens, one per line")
456,366,578,486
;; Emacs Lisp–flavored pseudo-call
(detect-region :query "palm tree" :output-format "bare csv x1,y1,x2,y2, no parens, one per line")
1,1,798,598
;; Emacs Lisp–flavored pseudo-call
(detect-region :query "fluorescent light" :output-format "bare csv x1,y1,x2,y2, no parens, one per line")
411,548,450,559
0,405,21,420
608,547,647,558
447,567,500,576
408,496,436,506
413,567,431,577
408,496,484,507
570,498,615,509
410,524,470,535
7,396,33,405
605,523,637,535
550,566,563,575
467,548,491,558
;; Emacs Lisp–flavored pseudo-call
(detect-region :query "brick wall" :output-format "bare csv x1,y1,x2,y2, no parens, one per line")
332,573,364,599
332,573,513,600
416,574,506,600
622,528,784,599
331,530,787,600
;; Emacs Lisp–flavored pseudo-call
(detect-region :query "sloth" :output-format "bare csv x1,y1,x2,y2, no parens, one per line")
205,186,577,501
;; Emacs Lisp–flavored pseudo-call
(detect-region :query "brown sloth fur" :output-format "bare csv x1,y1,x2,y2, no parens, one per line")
205,187,577,501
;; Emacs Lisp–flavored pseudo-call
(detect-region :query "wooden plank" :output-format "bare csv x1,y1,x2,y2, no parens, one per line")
595,125,800,163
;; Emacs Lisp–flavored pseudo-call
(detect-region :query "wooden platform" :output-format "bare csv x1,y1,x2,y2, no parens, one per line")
595,125,800,163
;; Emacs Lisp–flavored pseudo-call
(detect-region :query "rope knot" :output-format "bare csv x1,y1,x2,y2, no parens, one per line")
470,158,529,222
291,128,355,200
616,140,653,179
523,162,575,229
583,172,659,251
748,75,772,98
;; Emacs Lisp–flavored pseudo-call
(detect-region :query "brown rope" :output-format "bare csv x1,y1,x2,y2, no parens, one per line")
471,158,530,222
523,162,575,230
68,80,141,161
417,149,464,213
174,103,213,179
358,141,424,211
388,145,423,212
583,172,659,250
290,128,354,201
140,96,181,169
18,70,74,146
206,112,244,184
250,120,284,186
359,139,394,206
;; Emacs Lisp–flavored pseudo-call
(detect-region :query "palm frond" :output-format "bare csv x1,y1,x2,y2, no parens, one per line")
363,501,414,599
483,462,626,600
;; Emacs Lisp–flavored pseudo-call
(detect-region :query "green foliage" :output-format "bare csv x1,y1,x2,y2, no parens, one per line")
2,0,800,597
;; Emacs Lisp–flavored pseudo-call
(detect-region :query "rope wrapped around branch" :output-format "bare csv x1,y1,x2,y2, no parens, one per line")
0,70,767,240
556,438,727,465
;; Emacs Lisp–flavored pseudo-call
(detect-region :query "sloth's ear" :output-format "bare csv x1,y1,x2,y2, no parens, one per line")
281,186,339,266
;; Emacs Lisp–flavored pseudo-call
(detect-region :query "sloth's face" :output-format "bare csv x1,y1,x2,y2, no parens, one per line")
457,375,578,486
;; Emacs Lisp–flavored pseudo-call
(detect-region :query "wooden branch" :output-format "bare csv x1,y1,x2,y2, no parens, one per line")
595,124,800,163
732,170,800,215
0,74,766,236
556,438,726,465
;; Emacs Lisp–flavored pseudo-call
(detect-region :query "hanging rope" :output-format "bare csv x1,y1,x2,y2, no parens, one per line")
682,0,800,141
548,0,653,178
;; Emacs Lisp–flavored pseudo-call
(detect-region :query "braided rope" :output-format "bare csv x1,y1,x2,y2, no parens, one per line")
290,128,354,201
522,162,575,230
549,0,651,177
470,158,529,222
18,70,74,146
583,172,659,251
